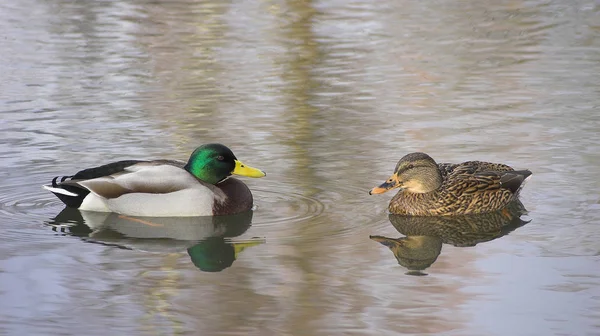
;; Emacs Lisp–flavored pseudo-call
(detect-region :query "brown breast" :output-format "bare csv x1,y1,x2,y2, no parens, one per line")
212,177,254,216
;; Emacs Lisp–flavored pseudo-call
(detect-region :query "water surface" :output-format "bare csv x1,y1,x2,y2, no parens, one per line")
1,0,599,335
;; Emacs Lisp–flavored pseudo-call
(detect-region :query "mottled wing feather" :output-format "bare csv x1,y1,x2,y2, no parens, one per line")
448,171,503,195
452,161,514,174
441,168,515,214
437,163,458,178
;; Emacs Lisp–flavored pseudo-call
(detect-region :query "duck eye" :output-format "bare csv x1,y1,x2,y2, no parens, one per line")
407,164,414,169
217,155,224,161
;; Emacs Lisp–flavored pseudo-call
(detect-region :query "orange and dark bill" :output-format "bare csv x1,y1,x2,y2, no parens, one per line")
369,174,400,195
369,235,399,248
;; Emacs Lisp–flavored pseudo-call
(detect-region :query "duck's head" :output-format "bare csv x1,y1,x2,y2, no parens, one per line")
369,235,442,271
184,143,266,185
369,152,442,194
187,238,265,272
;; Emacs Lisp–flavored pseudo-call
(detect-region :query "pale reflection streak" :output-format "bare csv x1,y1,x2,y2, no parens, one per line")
135,1,232,151
139,254,185,335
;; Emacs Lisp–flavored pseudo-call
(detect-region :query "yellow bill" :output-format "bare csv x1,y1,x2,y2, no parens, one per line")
232,160,266,178
233,239,266,259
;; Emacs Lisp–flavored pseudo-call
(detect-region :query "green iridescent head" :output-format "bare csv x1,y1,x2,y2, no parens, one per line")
187,238,265,272
183,143,266,185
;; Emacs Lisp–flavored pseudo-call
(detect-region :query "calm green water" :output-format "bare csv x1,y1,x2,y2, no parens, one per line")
1,0,599,335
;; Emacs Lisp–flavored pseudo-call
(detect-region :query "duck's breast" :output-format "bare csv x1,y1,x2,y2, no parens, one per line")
212,178,254,215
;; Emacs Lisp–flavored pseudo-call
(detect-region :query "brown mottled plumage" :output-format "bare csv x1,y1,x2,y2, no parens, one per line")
370,199,529,272
386,199,528,246
370,152,532,216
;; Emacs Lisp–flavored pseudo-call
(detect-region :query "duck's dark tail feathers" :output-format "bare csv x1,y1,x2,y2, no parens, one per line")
43,160,145,208
500,170,532,194
43,176,90,208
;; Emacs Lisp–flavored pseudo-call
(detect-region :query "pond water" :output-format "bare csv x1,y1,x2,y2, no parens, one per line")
1,0,599,335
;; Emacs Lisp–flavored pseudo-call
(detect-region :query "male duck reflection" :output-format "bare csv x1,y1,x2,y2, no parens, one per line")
370,152,532,216
47,207,264,273
43,144,266,217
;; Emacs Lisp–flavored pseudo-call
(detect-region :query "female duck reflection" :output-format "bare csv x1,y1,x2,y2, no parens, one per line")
47,208,264,272
370,200,529,275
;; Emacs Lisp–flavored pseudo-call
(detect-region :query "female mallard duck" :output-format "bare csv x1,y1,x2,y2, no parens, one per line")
369,152,531,216
43,143,266,217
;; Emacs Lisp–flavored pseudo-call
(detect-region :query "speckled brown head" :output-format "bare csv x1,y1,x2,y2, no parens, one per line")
369,152,443,195
369,235,443,271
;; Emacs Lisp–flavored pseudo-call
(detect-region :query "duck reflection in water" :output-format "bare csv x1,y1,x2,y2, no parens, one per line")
370,200,530,275
46,207,264,272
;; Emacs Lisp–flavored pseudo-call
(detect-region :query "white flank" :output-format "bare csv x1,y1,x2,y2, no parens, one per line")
79,193,111,212
107,188,215,217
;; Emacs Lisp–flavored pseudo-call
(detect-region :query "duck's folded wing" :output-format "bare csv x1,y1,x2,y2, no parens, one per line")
437,163,458,178
446,171,504,195
449,161,514,176
78,163,202,199
71,160,146,180
448,169,531,195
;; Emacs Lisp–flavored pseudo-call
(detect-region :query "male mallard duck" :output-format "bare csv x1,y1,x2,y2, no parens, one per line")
43,143,266,217
369,152,531,216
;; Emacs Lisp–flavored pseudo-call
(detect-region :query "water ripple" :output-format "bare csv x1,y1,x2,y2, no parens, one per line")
0,183,56,218
251,187,327,226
